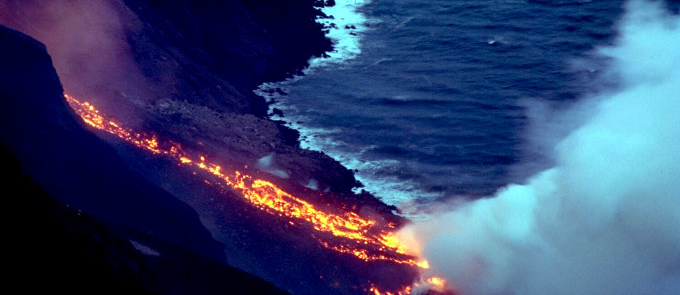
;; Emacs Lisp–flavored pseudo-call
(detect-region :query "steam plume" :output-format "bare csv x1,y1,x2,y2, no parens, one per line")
402,1,680,294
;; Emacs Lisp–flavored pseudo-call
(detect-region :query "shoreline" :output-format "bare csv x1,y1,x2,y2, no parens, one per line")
256,0,443,216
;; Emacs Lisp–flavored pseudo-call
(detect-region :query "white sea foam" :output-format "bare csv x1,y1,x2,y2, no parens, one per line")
254,0,442,215
310,0,371,69
254,0,371,102
259,86,443,216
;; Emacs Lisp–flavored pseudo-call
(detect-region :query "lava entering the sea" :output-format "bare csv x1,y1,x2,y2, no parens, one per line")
64,94,447,294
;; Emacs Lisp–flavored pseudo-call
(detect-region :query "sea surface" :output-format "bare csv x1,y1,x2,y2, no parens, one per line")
258,0,633,212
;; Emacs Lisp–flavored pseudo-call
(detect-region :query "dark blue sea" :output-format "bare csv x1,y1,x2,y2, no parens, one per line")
258,0,649,211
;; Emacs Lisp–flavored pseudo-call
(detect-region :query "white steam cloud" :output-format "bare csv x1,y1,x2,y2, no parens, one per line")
256,153,290,179
402,1,680,294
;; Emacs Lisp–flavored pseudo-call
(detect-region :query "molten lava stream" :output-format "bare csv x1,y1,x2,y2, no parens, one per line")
64,94,447,294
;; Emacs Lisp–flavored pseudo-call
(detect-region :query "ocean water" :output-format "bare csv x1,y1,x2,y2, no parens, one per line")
258,0,631,211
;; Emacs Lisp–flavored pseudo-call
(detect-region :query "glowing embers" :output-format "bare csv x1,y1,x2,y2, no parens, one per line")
64,94,429,270
425,276,446,289
65,94,166,155
369,284,412,295
65,94,451,294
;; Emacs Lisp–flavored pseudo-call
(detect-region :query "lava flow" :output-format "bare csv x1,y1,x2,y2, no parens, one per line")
64,94,446,294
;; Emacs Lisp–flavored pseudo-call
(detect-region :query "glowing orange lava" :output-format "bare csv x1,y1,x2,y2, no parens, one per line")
64,94,453,294
426,276,446,289
64,94,434,271
369,284,412,295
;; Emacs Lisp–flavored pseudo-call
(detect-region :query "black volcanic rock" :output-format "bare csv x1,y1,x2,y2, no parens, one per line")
122,0,332,116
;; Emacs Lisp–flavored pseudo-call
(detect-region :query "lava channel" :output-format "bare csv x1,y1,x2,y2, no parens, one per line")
64,93,446,295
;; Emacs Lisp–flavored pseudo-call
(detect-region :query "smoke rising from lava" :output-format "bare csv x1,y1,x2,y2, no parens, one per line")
401,1,680,294
0,0,149,120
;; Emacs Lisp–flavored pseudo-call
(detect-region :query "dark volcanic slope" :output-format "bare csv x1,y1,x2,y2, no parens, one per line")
1,25,291,295
124,0,333,113
2,146,291,295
